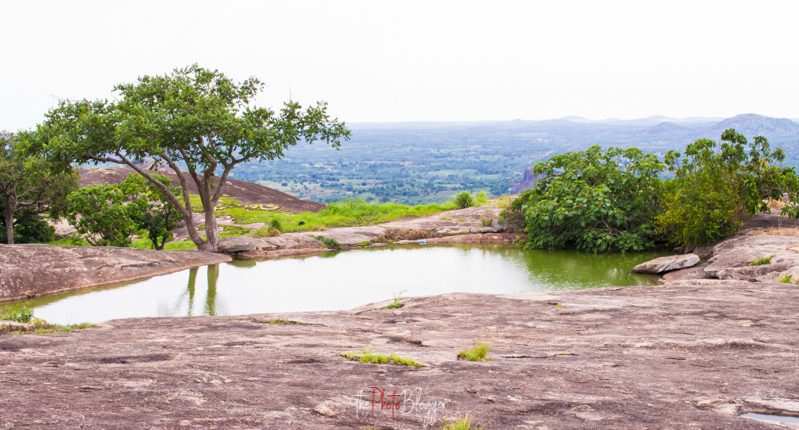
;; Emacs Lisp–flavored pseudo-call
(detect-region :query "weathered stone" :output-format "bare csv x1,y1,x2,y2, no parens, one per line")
1,284,797,428
0,244,230,302
703,235,799,280
631,253,700,274
216,236,260,253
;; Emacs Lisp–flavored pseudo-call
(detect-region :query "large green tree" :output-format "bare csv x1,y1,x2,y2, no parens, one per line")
0,132,77,244
23,65,350,251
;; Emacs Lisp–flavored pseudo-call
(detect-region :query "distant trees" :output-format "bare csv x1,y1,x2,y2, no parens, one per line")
23,65,350,251
0,132,78,244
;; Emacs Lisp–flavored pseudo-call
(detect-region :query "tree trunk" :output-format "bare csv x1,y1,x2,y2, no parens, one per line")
4,208,13,245
202,209,219,252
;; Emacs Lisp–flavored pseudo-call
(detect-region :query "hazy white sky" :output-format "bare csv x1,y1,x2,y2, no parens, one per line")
2,0,798,130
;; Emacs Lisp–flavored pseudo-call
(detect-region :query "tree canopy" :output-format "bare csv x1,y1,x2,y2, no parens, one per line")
0,132,77,244
510,146,665,253
23,65,350,251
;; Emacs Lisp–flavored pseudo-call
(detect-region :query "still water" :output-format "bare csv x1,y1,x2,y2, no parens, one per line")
5,244,667,325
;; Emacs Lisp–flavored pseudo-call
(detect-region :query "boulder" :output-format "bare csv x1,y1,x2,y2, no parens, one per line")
631,254,700,274
216,237,259,253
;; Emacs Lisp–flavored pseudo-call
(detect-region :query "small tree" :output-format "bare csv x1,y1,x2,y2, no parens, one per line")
657,129,799,250
23,65,350,251
66,174,182,248
0,132,77,244
511,145,665,252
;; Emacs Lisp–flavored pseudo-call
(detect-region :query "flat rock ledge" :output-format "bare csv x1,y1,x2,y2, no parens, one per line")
1,283,797,429
631,253,700,274
0,244,231,302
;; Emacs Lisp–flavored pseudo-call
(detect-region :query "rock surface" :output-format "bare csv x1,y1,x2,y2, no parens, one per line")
0,245,231,302
631,253,700,273
1,283,796,429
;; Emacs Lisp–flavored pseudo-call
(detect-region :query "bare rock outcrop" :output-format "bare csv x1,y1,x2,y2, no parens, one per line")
0,244,231,302
1,283,797,428
631,253,700,274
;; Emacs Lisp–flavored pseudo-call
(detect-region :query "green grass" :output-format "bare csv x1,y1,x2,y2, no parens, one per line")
265,316,300,324
219,198,471,232
381,290,407,309
439,414,483,430
32,323,94,334
317,236,343,249
749,255,775,266
341,349,424,367
47,236,92,247
0,304,33,323
780,274,793,283
457,342,492,362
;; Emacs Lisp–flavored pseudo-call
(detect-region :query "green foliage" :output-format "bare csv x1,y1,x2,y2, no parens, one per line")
453,191,475,209
748,255,775,266
220,198,457,233
66,174,181,248
514,145,665,253
382,290,407,309
318,236,342,249
269,218,283,232
0,304,34,323
657,129,799,249
779,274,793,283
439,414,483,430
24,64,350,251
457,342,492,362
0,132,78,244
341,349,424,367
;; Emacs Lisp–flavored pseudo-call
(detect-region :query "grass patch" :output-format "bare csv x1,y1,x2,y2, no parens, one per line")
749,255,775,266
439,414,483,430
457,342,492,362
2,320,95,335
780,274,793,284
47,236,91,247
354,240,371,247
265,316,300,324
0,304,33,323
250,228,282,238
440,216,453,221
456,218,467,222
317,236,343,249
382,290,407,309
341,349,424,367
479,216,494,227
218,197,482,233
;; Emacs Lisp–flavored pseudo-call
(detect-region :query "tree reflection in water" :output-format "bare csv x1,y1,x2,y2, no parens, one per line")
184,264,220,316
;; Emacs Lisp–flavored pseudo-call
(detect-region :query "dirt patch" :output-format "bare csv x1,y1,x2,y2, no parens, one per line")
374,228,445,243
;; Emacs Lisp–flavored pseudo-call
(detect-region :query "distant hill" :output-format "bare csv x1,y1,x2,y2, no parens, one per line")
704,114,799,137
78,167,326,213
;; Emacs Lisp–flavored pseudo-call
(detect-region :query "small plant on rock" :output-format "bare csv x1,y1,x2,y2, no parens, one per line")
479,216,494,227
439,413,483,430
453,191,475,209
317,236,342,249
341,349,423,367
779,274,793,284
382,290,407,309
749,255,775,266
457,342,492,362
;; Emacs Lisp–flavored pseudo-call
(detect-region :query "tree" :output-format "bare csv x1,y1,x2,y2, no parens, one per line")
0,132,77,244
508,146,665,253
656,129,799,250
66,174,182,248
23,65,350,251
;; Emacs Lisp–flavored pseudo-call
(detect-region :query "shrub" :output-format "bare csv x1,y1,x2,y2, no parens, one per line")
657,129,799,250
779,274,793,283
510,146,664,252
318,236,342,249
0,304,34,323
453,191,475,209
269,218,283,232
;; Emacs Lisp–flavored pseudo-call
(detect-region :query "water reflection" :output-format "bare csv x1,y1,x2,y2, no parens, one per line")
3,244,668,324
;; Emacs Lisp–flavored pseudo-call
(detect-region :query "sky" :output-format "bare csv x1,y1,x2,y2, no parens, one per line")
2,0,799,130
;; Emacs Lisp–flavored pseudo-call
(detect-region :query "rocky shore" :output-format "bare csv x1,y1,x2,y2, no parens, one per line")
2,213,799,428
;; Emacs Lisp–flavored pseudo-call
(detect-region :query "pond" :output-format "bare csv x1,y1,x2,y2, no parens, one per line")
4,244,668,325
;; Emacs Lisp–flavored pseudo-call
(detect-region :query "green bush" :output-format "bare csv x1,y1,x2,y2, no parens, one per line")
269,218,283,232
453,191,475,209
512,145,665,253
657,129,799,250
749,255,775,266
0,304,34,323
